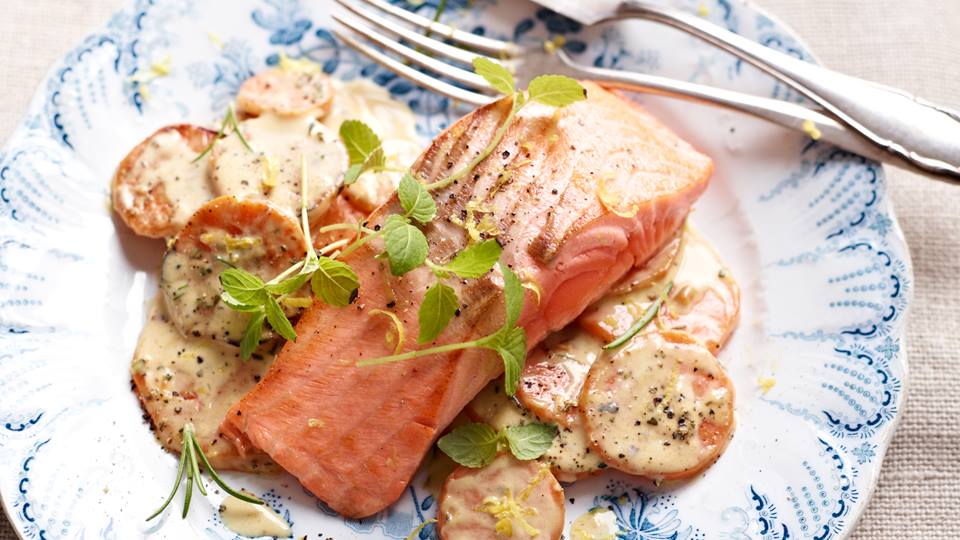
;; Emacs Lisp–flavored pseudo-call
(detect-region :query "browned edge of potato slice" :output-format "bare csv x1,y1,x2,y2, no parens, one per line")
516,330,604,428
438,453,564,540
581,330,736,480
111,124,217,238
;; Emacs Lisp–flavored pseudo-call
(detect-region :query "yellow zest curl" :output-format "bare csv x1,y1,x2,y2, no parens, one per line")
519,269,543,306
801,119,822,140
279,52,321,74
260,153,278,189
370,309,405,354
404,519,438,540
597,172,639,218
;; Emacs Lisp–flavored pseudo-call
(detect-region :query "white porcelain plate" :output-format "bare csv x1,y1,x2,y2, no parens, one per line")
0,0,911,538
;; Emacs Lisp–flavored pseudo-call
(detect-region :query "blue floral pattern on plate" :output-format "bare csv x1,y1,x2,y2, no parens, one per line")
0,0,909,538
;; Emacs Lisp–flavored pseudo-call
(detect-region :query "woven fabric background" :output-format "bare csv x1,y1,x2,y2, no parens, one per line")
1,1,958,538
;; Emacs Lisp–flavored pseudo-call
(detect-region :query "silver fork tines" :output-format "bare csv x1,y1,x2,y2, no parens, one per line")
345,0,519,58
332,12,493,93
330,0,919,176
334,0,492,67
330,26,493,107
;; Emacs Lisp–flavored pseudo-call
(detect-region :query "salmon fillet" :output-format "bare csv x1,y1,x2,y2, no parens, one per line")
222,82,713,517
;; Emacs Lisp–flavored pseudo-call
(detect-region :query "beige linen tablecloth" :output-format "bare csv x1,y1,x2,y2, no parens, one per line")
1,1,958,538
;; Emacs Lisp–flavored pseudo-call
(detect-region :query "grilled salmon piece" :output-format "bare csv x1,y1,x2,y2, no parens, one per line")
222,82,712,517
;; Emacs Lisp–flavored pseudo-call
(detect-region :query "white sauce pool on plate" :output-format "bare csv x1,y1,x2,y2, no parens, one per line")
570,508,620,540
220,493,292,538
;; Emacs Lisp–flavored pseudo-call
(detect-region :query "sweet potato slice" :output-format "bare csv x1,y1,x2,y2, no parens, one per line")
237,67,333,119
579,226,739,353
111,124,216,238
160,196,307,343
581,331,735,480
438,453,564,540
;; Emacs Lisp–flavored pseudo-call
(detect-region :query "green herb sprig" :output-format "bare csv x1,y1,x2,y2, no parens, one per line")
218,61,586,388
146,423,262,521
220,155,360,358
437,421,558,468
193,103,254,163
425,59,587,191
418,239,502,344
603,280,674,350
358,261,528,395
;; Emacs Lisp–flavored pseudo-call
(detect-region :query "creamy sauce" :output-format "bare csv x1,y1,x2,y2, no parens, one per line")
469,380,604,481
665,229,730,314
570,508,620,540
210,113,346,218
131,297,277,471
423,448,460,498
581,333,734,477
220,493,292,538
518,330,603,424
116,128,214,234
440,454,564,540
322,79,421,211
609,233,681,295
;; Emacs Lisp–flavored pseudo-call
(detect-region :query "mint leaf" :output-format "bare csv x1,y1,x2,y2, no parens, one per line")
527,75,587,107
383,215,428,276
340,120,385,168
442,239,501,279
472,57,515,95
265,273,311,296
220,291,263,312
311,257,360,307
418,282,458,343
239,311,265,359
500,262,524,328
264,295,297,342
437,423,501,468
504,422,557,460
220,268,266,304
397,173,436,224
490,326,527,396
343,164,364,186
300,251,321,276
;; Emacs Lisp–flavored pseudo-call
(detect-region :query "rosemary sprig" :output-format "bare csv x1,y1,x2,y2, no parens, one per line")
146,423,262,521
192,103,254,163
603,281,674,350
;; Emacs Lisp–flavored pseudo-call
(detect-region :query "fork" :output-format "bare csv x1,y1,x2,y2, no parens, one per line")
331,0,956,180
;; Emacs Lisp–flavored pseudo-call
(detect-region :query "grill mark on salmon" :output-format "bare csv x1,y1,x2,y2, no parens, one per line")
222,81,712,518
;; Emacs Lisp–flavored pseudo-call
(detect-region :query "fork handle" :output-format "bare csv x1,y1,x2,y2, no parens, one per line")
616,1,960,181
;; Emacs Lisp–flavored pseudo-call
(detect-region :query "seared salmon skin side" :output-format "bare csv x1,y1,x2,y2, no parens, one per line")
222,82,713,517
